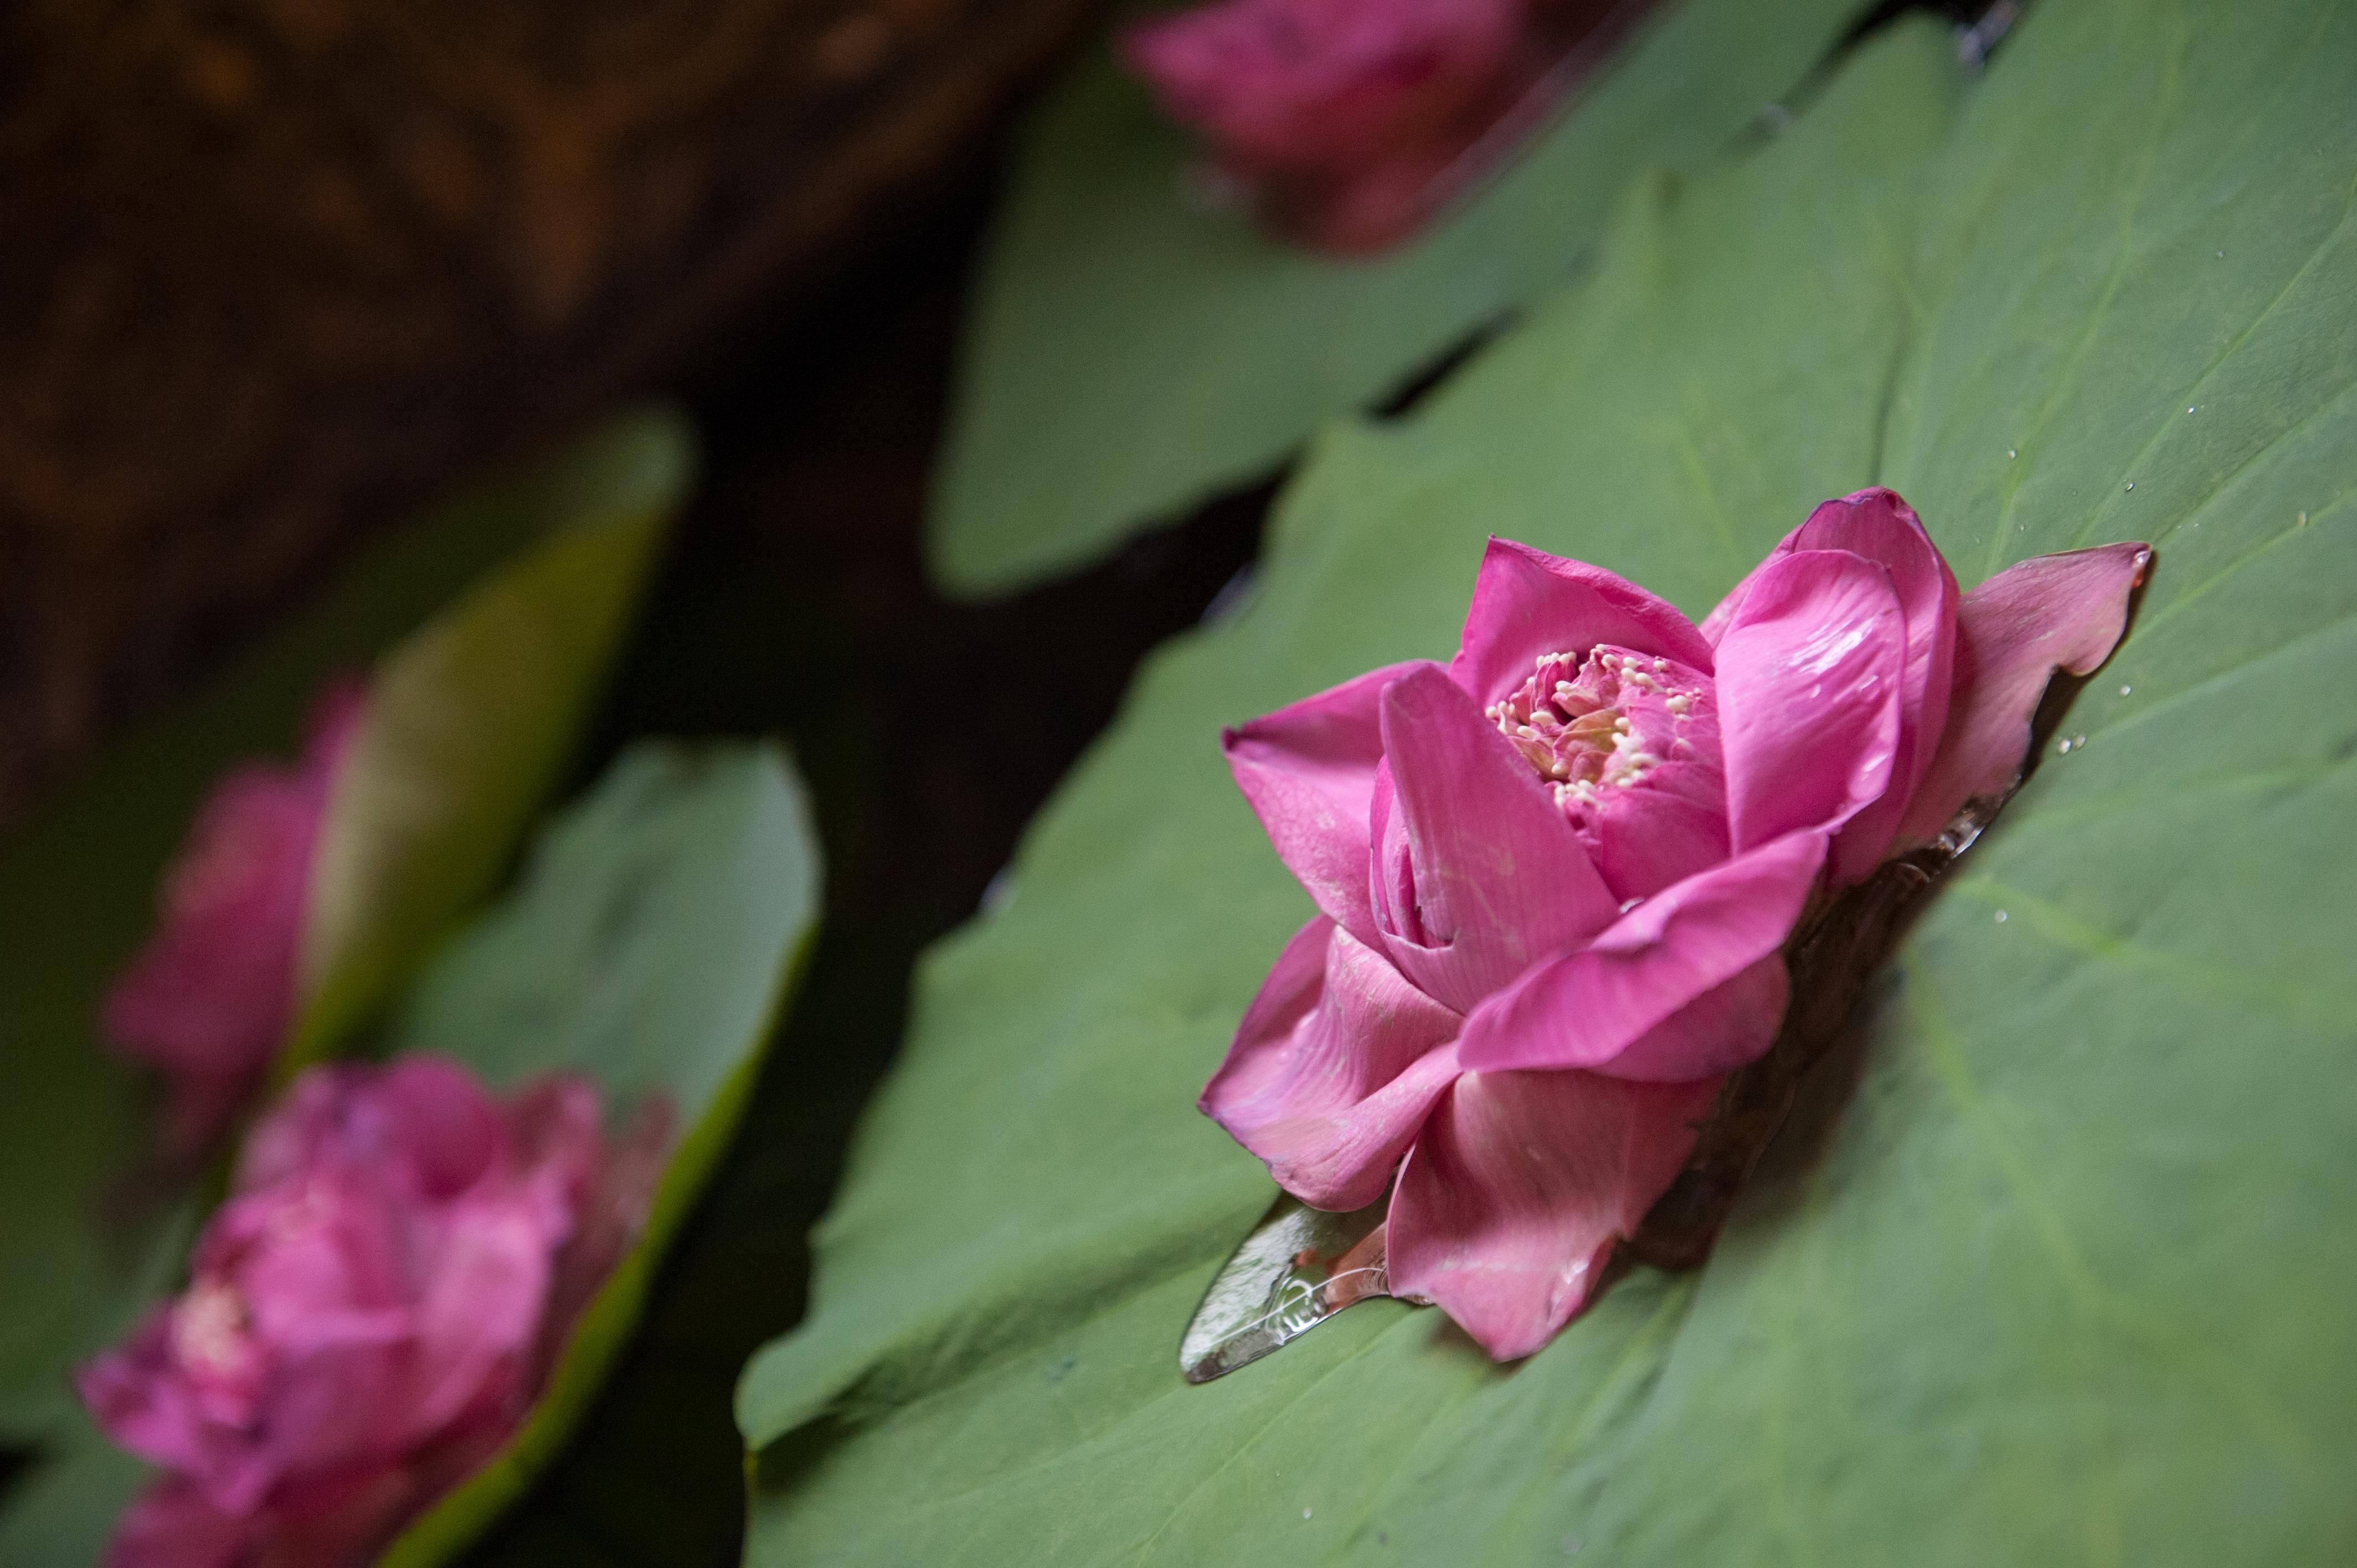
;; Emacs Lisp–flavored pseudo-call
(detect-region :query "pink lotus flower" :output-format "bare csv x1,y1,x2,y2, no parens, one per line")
1123,0,1542,251
1211,489,2148,1359
104,684,366,1158
79,1056,655,1568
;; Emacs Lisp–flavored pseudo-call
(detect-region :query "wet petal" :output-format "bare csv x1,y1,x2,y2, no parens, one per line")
1455,830,1824,1076
1450,538,1714,710
1224,661,1429,947
1376,666,1619,1012
1715,549,1907,862
1203,917,1464,1211
1896,542,2151,845
1762,491,1961,880
1386,1069,1718,1360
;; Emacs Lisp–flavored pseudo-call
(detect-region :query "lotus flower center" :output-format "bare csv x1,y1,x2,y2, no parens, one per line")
1485,646,1712,817
171,1277,266,1414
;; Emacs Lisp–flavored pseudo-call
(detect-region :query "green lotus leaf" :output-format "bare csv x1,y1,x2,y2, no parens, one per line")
925,0,1864,596
743,3,2357,1562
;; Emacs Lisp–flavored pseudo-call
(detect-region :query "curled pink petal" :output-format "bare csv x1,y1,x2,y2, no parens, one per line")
1714,549,1907,864
78,1313,216,1492
1386,1070,1718,1360
1203,918,1464,1211
1777,491,1960,881
1224,661,1429,947
1896,542,2152,845
1454,830,1825,1077
1701,493,1959,880
1450,538,1715,709
1602,952,1789,1083
397,1196,558,1445
1374,666,1618,1012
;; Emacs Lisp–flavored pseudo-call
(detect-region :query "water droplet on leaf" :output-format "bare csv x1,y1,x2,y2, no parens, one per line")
1994,910,2009,924
1180,1193,1391,1380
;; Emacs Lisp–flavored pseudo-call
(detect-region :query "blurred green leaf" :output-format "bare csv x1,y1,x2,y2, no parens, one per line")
0,1421,145,1568
925,0,1863,596
0,410,689,1546
287,420,685,1075
744,2,2357,1562
375,740,821,1567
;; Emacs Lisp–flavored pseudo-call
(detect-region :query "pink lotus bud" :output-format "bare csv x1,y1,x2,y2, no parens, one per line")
1211,492,2148,1358
102,683,365,1158
1123,0,1552,251
78,1056,649,1568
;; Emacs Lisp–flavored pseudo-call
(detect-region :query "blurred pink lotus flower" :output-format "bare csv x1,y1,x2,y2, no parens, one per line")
1124,0,1577,251
79,1056,660,1568
103,684,365,1158
1211,489,2148,1358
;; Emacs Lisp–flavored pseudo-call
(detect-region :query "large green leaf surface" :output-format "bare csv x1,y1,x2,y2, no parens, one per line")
0,411,689,1551
925,0,1864,595
377,740,822,1567
742,3,2357,1562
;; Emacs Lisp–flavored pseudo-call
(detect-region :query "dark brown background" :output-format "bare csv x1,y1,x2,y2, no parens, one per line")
0,0,1110,827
